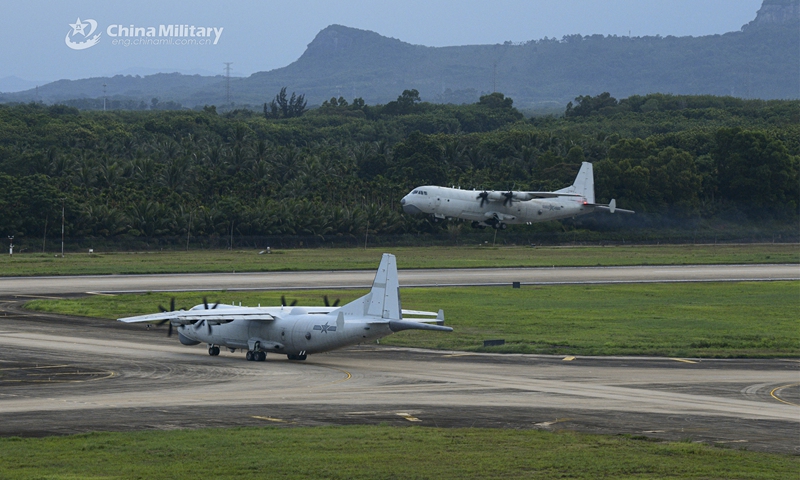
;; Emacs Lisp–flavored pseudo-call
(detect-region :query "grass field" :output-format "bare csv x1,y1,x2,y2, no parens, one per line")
2,243,797,276
26,281,800,357
1,426,796,479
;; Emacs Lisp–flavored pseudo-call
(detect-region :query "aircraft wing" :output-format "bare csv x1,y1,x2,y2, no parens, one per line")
118,308,274,324
518,191,582,199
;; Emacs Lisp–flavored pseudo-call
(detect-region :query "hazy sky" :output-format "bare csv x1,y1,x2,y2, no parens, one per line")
2,0,763,85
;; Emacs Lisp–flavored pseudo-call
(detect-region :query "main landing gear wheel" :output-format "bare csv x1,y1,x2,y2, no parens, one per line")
208,346,220,356
287,354,307,361
246,351,266,361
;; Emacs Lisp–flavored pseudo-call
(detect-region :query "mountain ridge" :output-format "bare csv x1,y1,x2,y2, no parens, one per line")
2,2,798,109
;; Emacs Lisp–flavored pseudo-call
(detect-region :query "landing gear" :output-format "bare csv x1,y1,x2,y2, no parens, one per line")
490,220,507,230
287,354,308,361
246,350,266,361
208,345,220,356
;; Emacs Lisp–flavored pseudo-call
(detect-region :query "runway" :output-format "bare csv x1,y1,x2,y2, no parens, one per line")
0,302,798,454
1,263,798,296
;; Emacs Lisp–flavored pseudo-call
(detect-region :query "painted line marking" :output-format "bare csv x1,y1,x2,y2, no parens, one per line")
562,356,576,361
12,294,64,300
396,413,421,422
670,358,698,364
252,416,291,423
770,383,800,407
86,292,117,297
443,353,474,358
534,418,572,427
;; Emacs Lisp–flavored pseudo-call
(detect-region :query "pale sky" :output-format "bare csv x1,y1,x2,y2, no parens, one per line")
1,0,764,87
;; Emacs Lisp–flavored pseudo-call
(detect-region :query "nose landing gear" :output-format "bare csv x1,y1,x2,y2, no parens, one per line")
208,345,220,356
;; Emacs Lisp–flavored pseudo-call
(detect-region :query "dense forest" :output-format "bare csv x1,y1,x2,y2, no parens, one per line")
0,91,798,250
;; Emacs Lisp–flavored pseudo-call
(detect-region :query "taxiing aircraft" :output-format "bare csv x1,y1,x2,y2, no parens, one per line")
118,254,451,361
401,162,634,229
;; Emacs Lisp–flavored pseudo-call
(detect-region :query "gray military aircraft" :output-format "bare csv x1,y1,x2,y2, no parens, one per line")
401,162,634,229
118,254,451,361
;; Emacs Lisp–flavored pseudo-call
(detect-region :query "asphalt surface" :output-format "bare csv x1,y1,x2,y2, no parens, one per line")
1,263,798,296
0,294,798,454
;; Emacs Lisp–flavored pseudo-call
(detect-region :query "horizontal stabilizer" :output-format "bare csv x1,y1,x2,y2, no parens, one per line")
594,198,635,214
402,309,438,316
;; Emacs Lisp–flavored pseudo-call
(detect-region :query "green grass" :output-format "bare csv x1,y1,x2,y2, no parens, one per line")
2,244,798,276
0,426,796,479
26,281,800,358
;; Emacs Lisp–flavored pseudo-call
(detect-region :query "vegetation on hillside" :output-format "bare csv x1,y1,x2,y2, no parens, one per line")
0,92,797,247
2,13,797,108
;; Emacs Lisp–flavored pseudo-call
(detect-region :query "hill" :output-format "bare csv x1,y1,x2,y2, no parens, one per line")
1,0,798,109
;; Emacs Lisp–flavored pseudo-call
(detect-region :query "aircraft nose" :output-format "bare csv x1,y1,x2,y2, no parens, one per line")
400,196,423,214
402,203,423,215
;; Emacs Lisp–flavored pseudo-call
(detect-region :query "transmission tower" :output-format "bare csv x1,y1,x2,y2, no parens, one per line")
224,62,233,104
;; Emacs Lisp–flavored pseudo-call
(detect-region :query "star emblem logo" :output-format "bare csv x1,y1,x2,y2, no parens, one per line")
313,322,337,333
69,18,89,36
65,17,100,50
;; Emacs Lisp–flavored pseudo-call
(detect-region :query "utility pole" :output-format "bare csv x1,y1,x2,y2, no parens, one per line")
8,236,13,256
61,200,65,258
492,61,497,93
224,62,233,104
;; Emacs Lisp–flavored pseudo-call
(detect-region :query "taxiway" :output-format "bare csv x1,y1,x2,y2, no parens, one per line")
0,296,797,454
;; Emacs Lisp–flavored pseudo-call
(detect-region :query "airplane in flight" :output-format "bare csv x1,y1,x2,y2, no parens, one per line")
401,162,634,229
118,254,451,362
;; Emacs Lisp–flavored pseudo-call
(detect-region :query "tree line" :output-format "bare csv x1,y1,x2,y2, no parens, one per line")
0,91,797,245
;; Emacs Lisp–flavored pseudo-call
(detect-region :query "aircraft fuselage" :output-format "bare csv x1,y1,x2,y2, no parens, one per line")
177,306,391,355
401,186,593,226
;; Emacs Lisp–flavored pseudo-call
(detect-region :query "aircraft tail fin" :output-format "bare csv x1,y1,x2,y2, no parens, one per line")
339,253,401,320
555,162,595,203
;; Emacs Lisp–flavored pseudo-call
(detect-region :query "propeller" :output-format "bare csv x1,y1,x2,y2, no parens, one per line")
194,319,212,335
281,295,298,307
155,297,177,337
158,297,176,313
477,191,489,207
156,318,173,337
502,191,514,207
202,296,220,310
324,295,340,307
193,296,220,335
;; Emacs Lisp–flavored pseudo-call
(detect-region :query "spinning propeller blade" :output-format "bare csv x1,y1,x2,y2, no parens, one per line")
477,191,489,207
281,295,298,307
156,297,178,337
503,191,514,207
324,295,341,307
